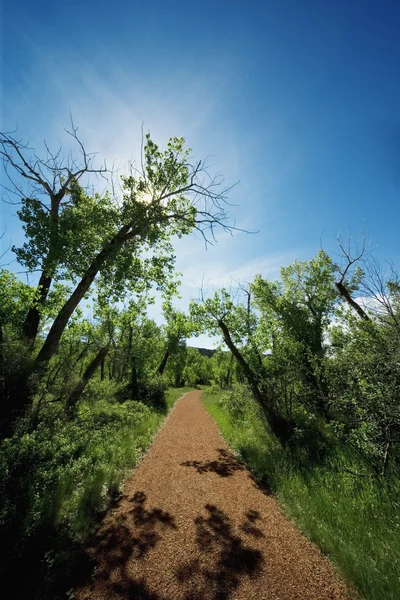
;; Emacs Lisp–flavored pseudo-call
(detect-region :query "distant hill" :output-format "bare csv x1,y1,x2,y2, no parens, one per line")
192,347,217,358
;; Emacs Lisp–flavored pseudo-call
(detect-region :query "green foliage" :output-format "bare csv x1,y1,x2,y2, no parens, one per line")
203,388,400,600
0,269,36,329
14,186,118,279
181,347,213,386
136,375,168,409
0,385,188,597
0,400,152,539
209,348,234,389
218,384,257,423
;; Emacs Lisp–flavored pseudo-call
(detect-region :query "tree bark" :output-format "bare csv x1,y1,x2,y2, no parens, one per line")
120,325,133,383
157,348,170,376
217,319,265,406
22,189,65,347
131,356,139,399
65,344,110,414
336,281,370,321
217,318,292,441
34,224,131,368
22,272,52,346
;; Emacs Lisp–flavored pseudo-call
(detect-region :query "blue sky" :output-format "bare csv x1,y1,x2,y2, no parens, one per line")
1,0,400,347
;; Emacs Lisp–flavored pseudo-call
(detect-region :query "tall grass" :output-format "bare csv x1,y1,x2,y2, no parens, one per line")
202,388,400,600
0,386,192,599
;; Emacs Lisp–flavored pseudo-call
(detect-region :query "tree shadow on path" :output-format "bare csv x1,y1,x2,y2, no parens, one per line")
180,448,245,478
78,501,264,600
175,504,264,600
80,491,176,599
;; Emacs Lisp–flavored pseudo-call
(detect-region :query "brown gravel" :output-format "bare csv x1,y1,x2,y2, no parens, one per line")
75,390,354,600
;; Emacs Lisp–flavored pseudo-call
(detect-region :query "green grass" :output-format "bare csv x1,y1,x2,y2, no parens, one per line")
165,386,193,410
1,387,192,542
1,386,193,598
58,386,192,535
202,388,400,600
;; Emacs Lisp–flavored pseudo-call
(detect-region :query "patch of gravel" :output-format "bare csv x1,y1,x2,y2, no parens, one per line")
75,391,355,600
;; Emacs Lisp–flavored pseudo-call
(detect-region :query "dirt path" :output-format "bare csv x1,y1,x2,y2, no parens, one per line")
76,391,354,600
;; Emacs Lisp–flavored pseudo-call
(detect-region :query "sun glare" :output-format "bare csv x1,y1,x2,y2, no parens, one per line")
138,191,153,204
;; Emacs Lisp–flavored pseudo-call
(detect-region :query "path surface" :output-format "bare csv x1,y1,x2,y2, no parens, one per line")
76,391,353,600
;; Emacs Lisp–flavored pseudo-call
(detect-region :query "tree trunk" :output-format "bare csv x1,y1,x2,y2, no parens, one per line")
131,356,139,399
217,318,292,441
120,326,133,382
157,348,170,376
225,353,234,388
22,189,65,347
100,357,105,381
22,272,52,346
65,344,110,414
34,225,131,368
217,319,265,406
336,281,370,321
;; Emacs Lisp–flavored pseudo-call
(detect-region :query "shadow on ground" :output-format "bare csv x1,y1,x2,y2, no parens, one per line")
180,448,245,478
89,491,176,584
81,501,264,600
5,491,264,599
174,504,264,600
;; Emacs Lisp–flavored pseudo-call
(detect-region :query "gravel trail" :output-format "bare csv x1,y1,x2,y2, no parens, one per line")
75,390,354,600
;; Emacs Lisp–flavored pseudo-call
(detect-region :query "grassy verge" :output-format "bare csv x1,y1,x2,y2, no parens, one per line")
0,386,192,599
202,388,400,600
165,386,193,410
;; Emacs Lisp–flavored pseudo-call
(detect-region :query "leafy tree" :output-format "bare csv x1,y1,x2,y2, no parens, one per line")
253,250,338,417
182,347,213,386
209,348,234,389
1,128,233,432
156,303,193,376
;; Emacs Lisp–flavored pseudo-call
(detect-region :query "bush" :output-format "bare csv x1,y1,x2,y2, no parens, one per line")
81,378,123,404
116,375,168,409
137,376,168,409
0,399,158,554
0,394,173,599
219,383,256,422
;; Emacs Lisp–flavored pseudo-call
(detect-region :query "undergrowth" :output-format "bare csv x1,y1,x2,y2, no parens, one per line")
0,385,191,599
202,386,400,600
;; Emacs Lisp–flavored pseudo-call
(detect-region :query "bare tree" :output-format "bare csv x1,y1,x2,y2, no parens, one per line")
335,234,370,320
0,123,108,346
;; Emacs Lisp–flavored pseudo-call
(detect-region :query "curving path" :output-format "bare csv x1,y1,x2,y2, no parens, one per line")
76,390,354,600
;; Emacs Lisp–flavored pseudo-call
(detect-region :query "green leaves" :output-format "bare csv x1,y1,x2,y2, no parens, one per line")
0,270,36,329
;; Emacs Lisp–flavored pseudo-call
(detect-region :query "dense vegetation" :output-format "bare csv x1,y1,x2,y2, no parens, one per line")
192,251,400,600
202,387,399,600
1,126,399,599
0,128,229,597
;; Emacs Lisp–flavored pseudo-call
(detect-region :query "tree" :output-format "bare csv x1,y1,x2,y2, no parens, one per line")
190,287,288,437
253,250,338,417
156,303,193,376
0,126,109,348
1,127,234,433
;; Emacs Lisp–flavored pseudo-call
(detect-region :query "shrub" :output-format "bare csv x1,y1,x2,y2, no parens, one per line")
137,376,168,409
219,383,256,423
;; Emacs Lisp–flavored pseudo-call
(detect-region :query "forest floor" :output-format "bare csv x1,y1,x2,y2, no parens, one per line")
75,390,355,600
